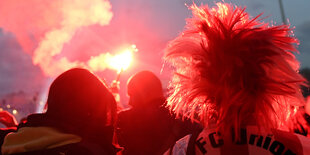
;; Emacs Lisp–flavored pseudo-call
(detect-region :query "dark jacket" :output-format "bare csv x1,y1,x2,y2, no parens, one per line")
117,98,201,155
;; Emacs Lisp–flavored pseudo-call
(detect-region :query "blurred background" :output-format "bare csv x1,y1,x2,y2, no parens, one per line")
0,0,309,122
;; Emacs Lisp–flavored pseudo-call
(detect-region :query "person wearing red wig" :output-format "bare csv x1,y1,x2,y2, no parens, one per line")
1,68,120,155
164,3,310,155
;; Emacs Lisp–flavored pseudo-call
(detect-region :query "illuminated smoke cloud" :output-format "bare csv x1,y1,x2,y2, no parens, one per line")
0,0,113,76
88,53,112,72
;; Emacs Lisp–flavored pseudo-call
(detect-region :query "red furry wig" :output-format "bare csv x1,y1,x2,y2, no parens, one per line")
164,3,306,134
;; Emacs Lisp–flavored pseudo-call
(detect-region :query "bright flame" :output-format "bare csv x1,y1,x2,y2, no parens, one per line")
108,49,133,72
87,45,137,72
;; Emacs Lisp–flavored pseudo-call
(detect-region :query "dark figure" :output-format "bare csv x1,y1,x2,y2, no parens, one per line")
1,68,120,155
117,71,200,155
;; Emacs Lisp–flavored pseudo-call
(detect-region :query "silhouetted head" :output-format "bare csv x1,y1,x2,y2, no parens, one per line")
127,71,164,108
45,68,117,140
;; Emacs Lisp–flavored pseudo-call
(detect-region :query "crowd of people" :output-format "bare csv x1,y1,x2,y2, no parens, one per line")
0,2,310,155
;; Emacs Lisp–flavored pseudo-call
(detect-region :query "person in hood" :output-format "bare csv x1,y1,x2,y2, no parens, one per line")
2,68,120,155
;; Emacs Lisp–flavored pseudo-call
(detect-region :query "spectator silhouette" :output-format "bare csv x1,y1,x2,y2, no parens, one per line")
1,68,120,155
117,71,200,155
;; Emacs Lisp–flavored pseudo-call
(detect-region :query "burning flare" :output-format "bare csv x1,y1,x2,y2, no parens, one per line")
108,45,137,72
108,50,133,72
87,45,138,73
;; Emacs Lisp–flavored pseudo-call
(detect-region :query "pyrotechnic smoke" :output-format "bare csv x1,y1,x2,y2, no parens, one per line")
88,53,113,72
0,0,114,76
